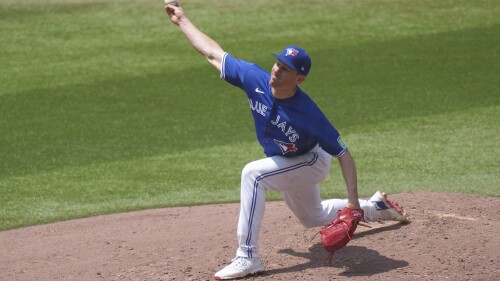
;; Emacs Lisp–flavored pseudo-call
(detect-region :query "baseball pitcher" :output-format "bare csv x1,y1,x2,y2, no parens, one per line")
165,3,409,280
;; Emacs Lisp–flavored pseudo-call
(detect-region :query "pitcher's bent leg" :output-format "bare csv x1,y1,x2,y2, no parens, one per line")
236,151,326,258
318,198,382,223
283,194,383,228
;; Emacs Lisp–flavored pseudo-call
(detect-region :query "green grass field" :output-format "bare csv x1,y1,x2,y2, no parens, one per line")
1,0,499,231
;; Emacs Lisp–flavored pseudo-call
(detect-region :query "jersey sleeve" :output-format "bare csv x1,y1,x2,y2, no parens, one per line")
308,107,348,158
220,52,255,89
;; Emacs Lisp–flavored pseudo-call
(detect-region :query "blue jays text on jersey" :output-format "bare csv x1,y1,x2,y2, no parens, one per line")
221,53,347,158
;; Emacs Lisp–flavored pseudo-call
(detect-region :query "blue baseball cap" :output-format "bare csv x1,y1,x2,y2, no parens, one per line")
272,46,312,76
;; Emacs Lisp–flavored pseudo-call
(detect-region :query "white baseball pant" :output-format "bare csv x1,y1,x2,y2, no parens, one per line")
236,145,379,258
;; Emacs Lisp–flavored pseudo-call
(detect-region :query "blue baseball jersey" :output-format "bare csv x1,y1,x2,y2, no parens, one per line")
220,53,347,158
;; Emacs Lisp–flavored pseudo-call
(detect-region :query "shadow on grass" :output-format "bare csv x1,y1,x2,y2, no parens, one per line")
1,24,498,178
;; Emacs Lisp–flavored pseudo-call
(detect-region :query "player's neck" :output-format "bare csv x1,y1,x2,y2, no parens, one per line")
271,86,297,99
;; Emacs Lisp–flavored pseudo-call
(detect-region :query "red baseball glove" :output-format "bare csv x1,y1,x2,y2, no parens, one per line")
315,207,365,263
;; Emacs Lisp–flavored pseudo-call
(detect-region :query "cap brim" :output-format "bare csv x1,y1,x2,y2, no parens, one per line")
272,53,299,72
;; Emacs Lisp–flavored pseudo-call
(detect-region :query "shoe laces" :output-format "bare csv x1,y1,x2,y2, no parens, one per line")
230,257,248,268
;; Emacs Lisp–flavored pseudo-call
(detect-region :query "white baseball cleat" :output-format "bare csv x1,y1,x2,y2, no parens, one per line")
214,256,265,280
369,191,410,223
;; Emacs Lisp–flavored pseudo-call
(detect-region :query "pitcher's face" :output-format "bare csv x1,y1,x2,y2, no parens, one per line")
269,60,304,88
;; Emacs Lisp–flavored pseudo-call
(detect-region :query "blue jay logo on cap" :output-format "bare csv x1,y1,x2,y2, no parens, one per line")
272,45,312,76
285,48,299,57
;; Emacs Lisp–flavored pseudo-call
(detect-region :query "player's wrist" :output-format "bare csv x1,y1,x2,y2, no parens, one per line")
177,15,191,28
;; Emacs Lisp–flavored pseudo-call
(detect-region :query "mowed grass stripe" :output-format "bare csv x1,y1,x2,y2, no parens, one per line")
1,105,498,230
2,24,498,177
1,0,499,230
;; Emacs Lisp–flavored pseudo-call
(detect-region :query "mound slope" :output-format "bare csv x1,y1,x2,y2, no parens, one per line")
1,192,498,281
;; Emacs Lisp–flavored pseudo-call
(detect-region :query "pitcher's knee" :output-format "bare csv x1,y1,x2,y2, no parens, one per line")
241,161,262,181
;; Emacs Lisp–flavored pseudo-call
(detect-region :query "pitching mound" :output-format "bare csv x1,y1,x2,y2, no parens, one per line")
1,192,498,281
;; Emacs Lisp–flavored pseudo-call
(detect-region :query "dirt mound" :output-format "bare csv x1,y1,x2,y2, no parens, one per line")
1,192,498,281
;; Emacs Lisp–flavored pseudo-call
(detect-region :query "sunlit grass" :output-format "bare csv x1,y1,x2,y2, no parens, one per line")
1,0,498,230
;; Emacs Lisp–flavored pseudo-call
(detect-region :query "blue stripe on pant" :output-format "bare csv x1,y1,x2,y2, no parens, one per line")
242,153,319,257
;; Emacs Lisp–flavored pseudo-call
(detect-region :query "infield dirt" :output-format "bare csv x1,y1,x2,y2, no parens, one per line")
1,191,498,281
